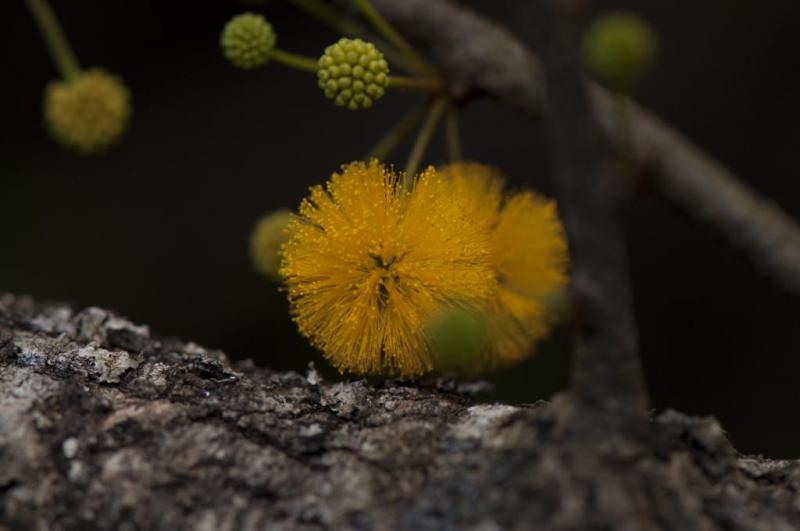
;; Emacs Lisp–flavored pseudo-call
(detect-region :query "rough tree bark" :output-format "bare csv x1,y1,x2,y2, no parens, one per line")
3,295,800,530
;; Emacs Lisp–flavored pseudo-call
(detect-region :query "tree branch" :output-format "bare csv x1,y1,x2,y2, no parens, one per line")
368,0,547,113
590,86,800,294
4,294,800,529
372,0,800,296
515,1,649,430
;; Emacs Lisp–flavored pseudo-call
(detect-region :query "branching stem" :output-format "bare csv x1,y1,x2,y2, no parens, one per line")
287,0,415,73
270,49,319,73
368,102,428,161
352,0,436,76
389,76,442,92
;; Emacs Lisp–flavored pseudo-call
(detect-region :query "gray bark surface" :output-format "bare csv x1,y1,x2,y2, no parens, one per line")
2,293,800,531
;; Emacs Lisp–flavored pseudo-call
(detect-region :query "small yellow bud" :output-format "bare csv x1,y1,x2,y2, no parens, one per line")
43,68,131,154
251,209,293,280
221,13,276,70
318,38,389,110
582,11,657,92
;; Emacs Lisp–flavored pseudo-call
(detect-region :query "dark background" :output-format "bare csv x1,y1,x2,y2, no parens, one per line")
2,1,799,457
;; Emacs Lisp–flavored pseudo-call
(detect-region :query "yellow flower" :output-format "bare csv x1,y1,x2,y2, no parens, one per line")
43,68,131,154
250,209,293,280
280,160,495,377
440,162,570,369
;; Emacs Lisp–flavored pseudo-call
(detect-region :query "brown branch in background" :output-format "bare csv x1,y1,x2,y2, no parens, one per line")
590,86,800,295
515,0,649,431
368,0,547,113
372,0,800,297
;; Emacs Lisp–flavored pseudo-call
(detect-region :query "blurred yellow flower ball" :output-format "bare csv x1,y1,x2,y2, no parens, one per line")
251,209,293,280
582,11,657,91
43,68,131,154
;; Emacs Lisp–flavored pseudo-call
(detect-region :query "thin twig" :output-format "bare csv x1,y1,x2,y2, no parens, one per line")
287,0,416,74
368,102,429,161
445,104,462,162
25,0,81,81
352,0,436,76
270,49,319,73
403,96,448,190
388,76,442,92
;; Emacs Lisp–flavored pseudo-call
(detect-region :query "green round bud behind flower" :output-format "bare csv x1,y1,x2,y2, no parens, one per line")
318,38,389,110
251,209,293,280
582,11,657,92
221,13,276,70
426,307,489,372
43,68,131,154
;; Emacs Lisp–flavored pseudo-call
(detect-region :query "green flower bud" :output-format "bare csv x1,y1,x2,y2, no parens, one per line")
43,68,131,154
221,13,276,70
318,38,389,110
582,11,657,92
251,209,293,280
426,307,489,372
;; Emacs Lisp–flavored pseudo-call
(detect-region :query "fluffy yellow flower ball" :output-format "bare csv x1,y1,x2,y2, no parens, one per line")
440,162,570,369
280,160,495,377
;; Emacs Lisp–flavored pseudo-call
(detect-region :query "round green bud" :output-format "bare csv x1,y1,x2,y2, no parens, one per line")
582,11,657,92
221,13,276,70
317,38,389,110
43,68,131,154
426,307,489,372
250,209,293,280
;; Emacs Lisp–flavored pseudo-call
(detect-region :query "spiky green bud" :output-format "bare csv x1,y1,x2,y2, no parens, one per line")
43,68,131,154
317,38,389,110
221,13,276,70
251,209,293,280
427,307,489,372
582,11,657,92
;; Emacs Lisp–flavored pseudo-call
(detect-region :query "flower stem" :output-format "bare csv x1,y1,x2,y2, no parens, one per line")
368,101,428,161
445,104,462,162
403,96,448,190
25,0,81,82
352,0,435,76
287,0,414,74
388,76,442,92
289,0,365,37
270,49,319,73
